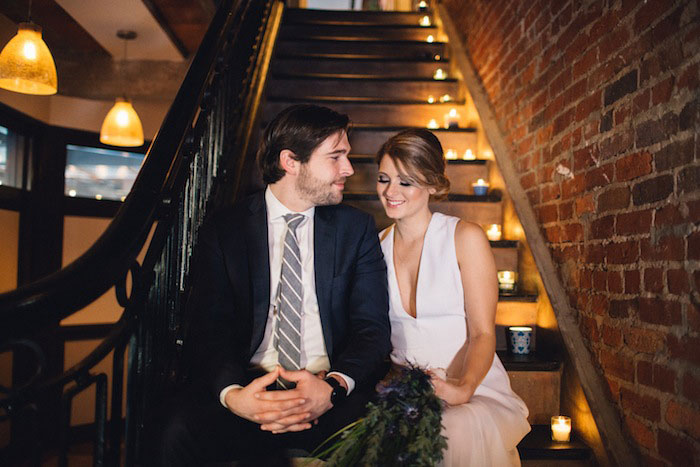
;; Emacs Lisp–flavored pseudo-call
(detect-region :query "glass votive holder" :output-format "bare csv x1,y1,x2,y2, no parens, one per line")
445,149,458,160
427,119,439,129
507,326,532,355
433,68,446,80
551,416,571,442
418,0,428,11
444,108,460,128
420,15,431,27
497,270,517,293
463,149,476,160
486,224,502,241
472,178,489,196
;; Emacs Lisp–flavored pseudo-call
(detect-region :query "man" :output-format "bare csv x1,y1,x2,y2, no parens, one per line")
155,104,390,465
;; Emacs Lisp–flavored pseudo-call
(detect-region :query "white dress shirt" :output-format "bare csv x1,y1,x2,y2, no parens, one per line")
219,187,354,406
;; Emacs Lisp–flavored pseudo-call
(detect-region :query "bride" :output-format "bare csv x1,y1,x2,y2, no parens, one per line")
375,129,530,466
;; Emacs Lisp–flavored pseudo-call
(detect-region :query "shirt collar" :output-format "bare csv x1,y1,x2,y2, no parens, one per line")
265,185,315,221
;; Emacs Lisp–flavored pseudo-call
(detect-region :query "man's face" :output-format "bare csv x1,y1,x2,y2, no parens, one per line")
296,130,353,206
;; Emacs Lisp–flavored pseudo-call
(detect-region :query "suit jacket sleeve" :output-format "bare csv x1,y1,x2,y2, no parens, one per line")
329,212,391,388
186,217,250,398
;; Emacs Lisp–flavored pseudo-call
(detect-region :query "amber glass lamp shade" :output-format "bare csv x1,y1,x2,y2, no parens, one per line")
100,98,144,147
0,23,57,95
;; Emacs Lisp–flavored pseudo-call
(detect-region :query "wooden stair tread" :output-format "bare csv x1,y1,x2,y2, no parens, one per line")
282,22,437,30
518,425,592,461
272,73,457,83
352,124,476,132
267,96,464,105
344,192,501,202
348,154,485,163
498,351,561,372
280,37,447,45
275,53,448,63
498,293,538,302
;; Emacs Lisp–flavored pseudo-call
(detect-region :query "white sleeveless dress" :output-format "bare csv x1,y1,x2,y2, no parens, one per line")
380,213,530,467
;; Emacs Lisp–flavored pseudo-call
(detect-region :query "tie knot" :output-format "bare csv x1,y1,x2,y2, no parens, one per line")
284,213,305,232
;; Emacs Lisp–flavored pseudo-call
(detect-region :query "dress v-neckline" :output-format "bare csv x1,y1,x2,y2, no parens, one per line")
390,213,435,320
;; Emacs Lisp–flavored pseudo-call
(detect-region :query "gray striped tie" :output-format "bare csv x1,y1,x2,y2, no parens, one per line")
276,213,305,388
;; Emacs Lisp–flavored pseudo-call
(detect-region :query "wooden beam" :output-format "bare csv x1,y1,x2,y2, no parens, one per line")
437,4,637,467
141,0,189,58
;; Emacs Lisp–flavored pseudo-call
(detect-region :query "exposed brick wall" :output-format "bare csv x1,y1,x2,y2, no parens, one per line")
443,0,699,464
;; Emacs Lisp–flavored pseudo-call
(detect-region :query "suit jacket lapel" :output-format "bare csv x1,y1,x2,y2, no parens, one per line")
314,207,336,357
245,192,270,356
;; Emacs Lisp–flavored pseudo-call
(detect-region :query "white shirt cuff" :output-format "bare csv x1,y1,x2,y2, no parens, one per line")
219,384,243,408
327,371,355,395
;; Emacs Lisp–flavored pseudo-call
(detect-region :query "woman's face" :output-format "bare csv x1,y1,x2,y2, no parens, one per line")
376,154,434,221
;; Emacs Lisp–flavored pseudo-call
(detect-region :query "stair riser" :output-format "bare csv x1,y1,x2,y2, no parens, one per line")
284,9,432,25
264,102,469,127
348,129,476,154
268,78,459,100
345,161,489,194
276,40,445,59
272,58,445,78
280,25,439,41
508,370,562,425
342,199,502,230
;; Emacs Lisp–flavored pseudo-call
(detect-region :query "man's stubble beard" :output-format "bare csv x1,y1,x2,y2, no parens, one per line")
296,163,344,206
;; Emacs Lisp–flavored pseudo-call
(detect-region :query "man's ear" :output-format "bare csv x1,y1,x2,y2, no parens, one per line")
279,149,299,175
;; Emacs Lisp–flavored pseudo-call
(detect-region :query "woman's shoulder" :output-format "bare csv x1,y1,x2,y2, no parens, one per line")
378,224,394,243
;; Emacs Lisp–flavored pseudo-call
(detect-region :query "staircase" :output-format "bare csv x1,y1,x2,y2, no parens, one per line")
261,5,593,465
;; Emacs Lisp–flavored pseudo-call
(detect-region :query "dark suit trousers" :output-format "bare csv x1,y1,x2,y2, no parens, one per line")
149,383,373,466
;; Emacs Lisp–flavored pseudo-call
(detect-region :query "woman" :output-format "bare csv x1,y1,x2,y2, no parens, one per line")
376,129,530,466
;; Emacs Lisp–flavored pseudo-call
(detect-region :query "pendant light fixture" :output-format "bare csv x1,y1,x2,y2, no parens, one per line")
100,30,144,147
0,0,58,95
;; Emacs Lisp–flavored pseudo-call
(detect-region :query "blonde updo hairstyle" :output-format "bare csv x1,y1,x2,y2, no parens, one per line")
375,128,450,201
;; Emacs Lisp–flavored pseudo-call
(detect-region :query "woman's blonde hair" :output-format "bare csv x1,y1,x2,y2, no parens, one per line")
375,129,450,201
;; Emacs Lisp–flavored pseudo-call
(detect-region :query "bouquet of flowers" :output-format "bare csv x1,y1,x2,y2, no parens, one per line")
312,365,447,466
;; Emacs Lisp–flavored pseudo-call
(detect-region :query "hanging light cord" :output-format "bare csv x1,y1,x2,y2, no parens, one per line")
27,0,32,22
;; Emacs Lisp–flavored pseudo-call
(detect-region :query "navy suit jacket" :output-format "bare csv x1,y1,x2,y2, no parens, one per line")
188,191,391,398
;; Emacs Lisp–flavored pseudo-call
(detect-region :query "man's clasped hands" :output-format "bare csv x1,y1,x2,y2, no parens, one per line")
224,366,342,434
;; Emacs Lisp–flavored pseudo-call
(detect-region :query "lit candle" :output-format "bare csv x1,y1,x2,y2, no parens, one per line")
418,0,428,11
445,149,458,160
420,15,431,27
439,93,452,103
472,178,489,196
426,34,434,43
486,224,502,241
497,271,516,293
95,194,103,200
434,54,441,61
427,119,439,129
427,95,435,103
462,149,475,160
433,68,446,80
444,108,460,128
551,416,571,442
508,326,532,355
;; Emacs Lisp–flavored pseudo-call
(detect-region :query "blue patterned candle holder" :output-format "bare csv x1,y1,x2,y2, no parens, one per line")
507,326,532,355
472,179,489,196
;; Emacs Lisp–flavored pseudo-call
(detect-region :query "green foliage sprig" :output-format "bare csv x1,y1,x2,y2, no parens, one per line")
311,365,447,466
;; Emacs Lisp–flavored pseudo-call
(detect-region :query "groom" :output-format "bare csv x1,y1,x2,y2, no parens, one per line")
154,104,390,465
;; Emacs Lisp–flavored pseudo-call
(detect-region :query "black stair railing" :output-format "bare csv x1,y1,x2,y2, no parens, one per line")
0,0,279,464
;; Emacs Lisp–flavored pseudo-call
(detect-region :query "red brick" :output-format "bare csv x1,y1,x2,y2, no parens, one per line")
561,175,585,199
651,75,675,106
634,0,674,33
625,269,640,293
598,26,630,63
639,297,682,326
580,315,599,341
620,386,661,422
658,428,698,466
667,269,689,295
616,209,653,235
682,372,700,402
607,240,640,264
633,88,651,112
637,360,676,393
625,327,664,354
668,335,700,366
590,215,614,239
559,201,573,221
573,144,599,172
643,268,664,293
614,103,631,126
608,270,623,293
520,171,536,190
540,183,561,203
575,90,602,122
562,223,583,242
689,231,700,260
602,324,622,347
655,203,685,226
591,294,609,315
678,62,699,90
599,129,634,160
600,348,635,382
625,415,656,450
610,299,636,318
593,270,607,292
598,186,630,212
585,243,605,263
666,401,700,441
641,236,685,261
545,225,562,243
538,204,558,224
615,152,652,181
585,163,614,189
606,376,621,400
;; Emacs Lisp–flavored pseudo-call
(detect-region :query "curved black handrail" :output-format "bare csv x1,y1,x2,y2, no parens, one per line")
0,0,243,340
